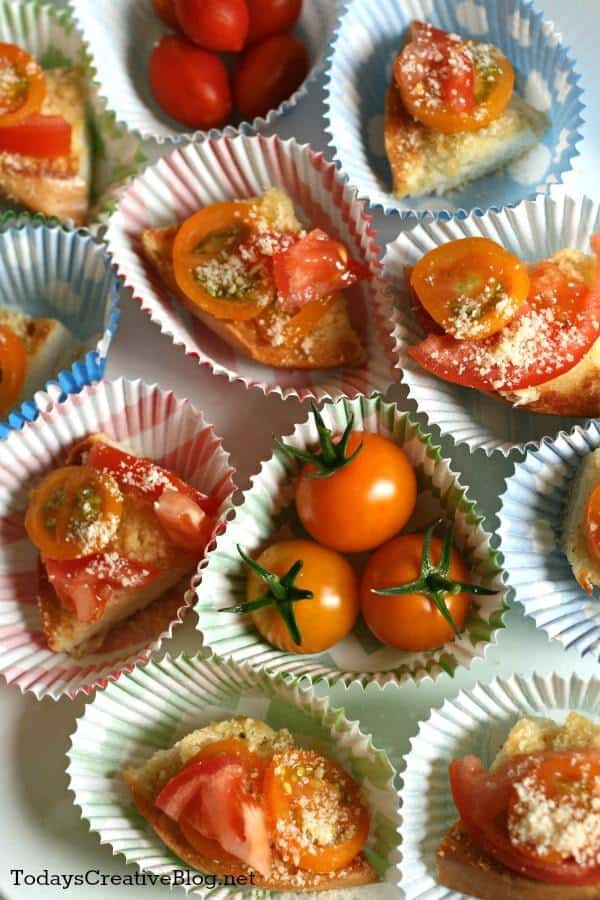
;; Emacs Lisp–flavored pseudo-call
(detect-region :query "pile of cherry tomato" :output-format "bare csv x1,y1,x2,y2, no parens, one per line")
149,0,309,130
223,407,495,656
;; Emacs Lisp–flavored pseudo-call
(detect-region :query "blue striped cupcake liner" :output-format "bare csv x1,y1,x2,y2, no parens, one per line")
70,0,342,144
0,219,120,438
325,0,584,218
499,421,600,664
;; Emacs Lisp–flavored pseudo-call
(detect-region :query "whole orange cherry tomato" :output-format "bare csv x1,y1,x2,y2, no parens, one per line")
0,324,26,418
280,406,417,553
234,539,359,654
360,522,493,651
410,237,529,340
234,34,309,120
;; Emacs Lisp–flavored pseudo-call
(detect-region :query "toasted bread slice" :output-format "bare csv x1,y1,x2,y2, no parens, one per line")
385,81,548,198
0,307,81,415
562,448,600,593
0,68,90,223
437,820,600,899
123,717,379,892
139,226,366,371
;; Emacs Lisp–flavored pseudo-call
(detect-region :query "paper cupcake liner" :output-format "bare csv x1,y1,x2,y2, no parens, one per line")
325,0,584,219
0,378,236,701
498,419,600,663
70,0,340,144
105,134,396,402
0,219,120,438
385,192,600,457
399,672,600,898
66,654,401,898
0,0,144,228
193,394,506,687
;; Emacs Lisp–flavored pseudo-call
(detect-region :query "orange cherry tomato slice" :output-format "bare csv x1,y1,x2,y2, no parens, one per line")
173,200,275,321
263,748,370,874
585,484,600,563
506,753,600,866
0,324,26,417
25,465,123,560
0,43,46,126
410,237,529,340
394,22,514,133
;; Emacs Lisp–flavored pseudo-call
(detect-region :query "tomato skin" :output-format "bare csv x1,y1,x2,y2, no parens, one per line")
234,34,309,120
0,114,72,159
246,0,302,44
586,484,600,564
149,35,232,129
152,0,179,29
360,534,472,651
247,540,359,654
410,237,529,340
175,0,249,52
296,432,417,553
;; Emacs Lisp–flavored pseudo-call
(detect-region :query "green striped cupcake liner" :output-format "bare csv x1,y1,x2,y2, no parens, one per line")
66,655,401,898
0,1,144,228
193,395,506,687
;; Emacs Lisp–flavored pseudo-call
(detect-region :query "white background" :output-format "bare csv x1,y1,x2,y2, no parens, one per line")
2,0,600,897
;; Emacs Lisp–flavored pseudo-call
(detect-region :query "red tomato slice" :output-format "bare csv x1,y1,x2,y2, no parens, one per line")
44,554,160,622
450,752,600,885
273,229,370,309
156,755,271,876
86,442,219,515
0,113,71,158
399,21,475,115
154,489,213,553
410,240,600,392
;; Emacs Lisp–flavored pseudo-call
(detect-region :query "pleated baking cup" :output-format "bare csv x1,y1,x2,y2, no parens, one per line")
0,220,120,438
498,419,600,664
0,378,236,701
399,671,600,899
0,0,144,227
67,655,401,899
386,192,600,457
325,0,584,218
70,0,339,144
105,134,396,402
193,394,505,687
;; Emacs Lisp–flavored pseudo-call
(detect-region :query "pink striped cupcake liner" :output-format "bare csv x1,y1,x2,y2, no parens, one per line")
0,378,235,701
105,134,396,401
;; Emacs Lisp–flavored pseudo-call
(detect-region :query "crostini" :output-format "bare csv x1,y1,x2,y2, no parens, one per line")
123,715,378,891
0,44,90,222
406,234,600,416
140,187,368,370
25,434,217,657
386,21,548,198
0,306,81,420
438,712,600,899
